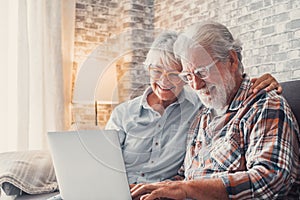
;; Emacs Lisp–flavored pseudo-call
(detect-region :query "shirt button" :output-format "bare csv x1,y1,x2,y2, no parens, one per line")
158,124,161,128
155,142,159,146
151,160,154,163
141,173,145,177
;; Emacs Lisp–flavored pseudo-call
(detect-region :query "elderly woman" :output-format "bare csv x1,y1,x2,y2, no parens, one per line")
105,31,280,184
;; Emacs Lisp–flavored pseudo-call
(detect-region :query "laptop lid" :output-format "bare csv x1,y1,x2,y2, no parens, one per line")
47,130,132,200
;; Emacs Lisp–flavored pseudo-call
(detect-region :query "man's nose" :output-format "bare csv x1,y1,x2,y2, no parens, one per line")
190,76,205,90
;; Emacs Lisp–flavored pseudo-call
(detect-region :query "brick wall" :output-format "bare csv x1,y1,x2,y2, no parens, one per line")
72,0,154,128
153,0,300,82
72,0,300,127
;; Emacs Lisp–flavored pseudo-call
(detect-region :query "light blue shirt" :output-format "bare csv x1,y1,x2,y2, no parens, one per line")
105,86,201,184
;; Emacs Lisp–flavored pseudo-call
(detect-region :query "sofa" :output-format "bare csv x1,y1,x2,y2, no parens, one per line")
280,80,300,124
0,79,299,200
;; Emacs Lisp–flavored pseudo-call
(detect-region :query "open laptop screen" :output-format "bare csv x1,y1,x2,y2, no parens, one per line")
47,130,131,200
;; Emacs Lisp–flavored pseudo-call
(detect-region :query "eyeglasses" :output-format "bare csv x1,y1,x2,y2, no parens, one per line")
148,65,182,84
178,60,218,83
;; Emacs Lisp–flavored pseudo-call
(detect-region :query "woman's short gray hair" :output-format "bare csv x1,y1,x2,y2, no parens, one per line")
144,31,182,71
175,21,244,72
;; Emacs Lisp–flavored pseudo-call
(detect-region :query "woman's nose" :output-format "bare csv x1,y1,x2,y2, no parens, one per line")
160,73,171,84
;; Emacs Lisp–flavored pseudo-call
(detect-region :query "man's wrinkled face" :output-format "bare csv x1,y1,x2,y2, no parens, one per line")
180,46,236,113
147,51,185,102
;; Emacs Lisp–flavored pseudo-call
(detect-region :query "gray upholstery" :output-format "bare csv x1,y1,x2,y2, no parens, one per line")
15,191,60,200
281,80,300,125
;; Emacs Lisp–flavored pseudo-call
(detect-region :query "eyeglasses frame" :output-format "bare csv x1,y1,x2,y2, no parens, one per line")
147,64,182,84
178,60,219,83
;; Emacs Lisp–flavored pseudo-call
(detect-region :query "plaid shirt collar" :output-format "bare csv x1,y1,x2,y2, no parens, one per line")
201,74,251,116
228,74,252,111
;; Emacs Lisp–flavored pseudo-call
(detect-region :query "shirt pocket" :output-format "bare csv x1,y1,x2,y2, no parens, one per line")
162,124,188,152
210,137,241,172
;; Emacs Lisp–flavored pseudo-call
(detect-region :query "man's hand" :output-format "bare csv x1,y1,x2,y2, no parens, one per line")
250,73,282,94
131,181,188,200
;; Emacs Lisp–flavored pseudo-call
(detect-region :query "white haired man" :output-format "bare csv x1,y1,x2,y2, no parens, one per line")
106,31,280,185
131,21,299,199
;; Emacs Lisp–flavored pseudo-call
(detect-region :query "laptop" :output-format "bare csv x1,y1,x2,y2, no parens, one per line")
47,130,132,200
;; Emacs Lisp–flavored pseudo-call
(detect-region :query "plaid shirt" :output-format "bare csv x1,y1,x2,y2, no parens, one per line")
183,75,300,199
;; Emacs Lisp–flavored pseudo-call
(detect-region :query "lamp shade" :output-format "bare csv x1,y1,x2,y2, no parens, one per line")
94,61,119,104
72,49,119,104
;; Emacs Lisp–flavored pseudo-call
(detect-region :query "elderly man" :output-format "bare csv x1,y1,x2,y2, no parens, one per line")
131,21,300,199
106,31,280,185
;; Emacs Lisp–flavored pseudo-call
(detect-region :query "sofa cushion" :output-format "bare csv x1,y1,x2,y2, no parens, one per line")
281,80,300,125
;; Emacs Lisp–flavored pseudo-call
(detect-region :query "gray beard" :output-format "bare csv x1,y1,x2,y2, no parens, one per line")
199,76,237,114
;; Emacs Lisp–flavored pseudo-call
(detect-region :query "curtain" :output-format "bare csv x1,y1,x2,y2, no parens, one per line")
0,0,75,152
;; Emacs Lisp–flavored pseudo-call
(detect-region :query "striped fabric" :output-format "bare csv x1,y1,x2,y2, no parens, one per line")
183,75,300,199
0,150,58,196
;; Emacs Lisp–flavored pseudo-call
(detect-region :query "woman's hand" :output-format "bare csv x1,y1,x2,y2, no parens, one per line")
250,73,282,94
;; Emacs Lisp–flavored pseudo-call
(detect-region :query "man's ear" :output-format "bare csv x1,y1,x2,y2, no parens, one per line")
229,50,239,71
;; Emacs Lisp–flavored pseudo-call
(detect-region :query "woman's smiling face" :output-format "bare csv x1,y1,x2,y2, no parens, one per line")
147,51,185,103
